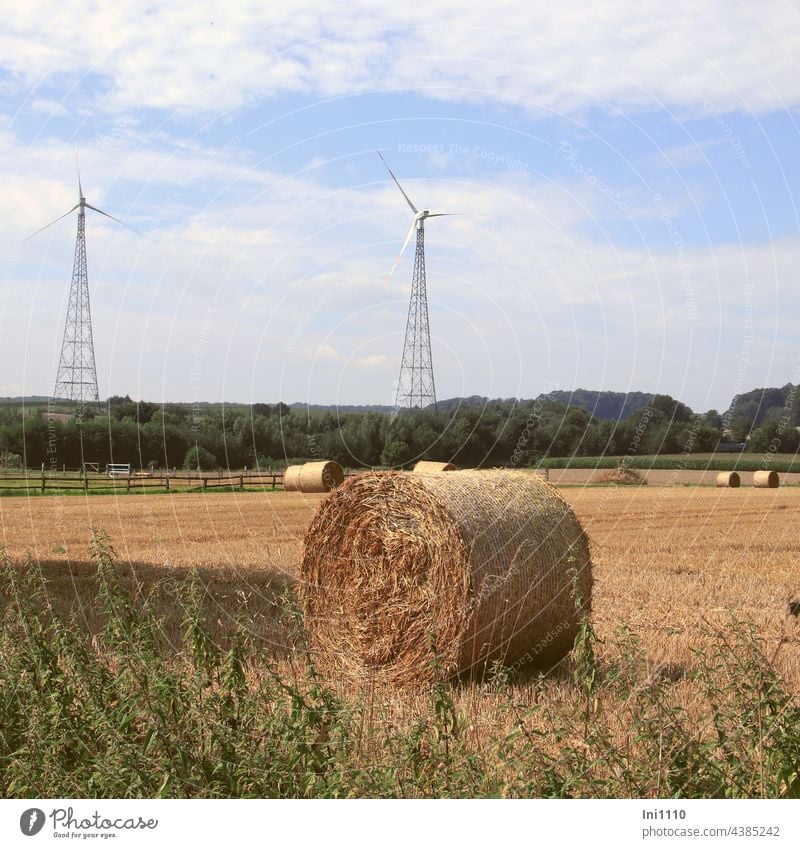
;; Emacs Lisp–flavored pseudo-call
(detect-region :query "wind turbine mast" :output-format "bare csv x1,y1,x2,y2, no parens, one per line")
53,173,99,412
379,152,461,412
396,217,437,411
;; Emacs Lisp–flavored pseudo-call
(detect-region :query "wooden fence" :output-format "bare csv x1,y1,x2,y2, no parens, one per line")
0,466,550,494
0,468,285,493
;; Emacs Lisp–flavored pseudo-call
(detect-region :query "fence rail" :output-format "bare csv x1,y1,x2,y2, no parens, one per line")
0,469,286,493
0,467,550,494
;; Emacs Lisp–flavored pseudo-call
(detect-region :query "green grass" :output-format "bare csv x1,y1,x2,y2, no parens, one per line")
0,486,286,498
2,535,799,798
538,453,800,473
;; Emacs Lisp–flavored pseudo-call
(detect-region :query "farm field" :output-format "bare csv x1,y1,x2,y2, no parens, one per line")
2,485,800,797
540,453,800,472
2,485,799,667
548,467,800,485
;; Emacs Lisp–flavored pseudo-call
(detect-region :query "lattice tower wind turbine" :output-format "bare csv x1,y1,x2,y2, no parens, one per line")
378,151,464,412
26,159,141,414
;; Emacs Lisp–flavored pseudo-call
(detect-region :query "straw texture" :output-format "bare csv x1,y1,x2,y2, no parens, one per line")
716,471,741,488
601,466,647,485
753,470,779,488
284,461,344,493
413,460,456,473
300,470,592,686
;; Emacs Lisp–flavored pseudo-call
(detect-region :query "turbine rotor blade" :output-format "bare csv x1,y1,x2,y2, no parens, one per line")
85,203,144,237
425,212,469,217
76,146,83,198
377,150,418,214
385,219,418,280
24,204,80,241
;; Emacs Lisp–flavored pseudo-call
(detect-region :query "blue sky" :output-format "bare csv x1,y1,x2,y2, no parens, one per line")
2,0,800,412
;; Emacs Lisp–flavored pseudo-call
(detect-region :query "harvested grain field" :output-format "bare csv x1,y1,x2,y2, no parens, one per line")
546,467,800,486
2,486,799,681
3,486,800,797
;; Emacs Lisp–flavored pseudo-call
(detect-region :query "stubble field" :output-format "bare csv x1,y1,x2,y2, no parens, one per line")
2,484,800,797
2,486,798,665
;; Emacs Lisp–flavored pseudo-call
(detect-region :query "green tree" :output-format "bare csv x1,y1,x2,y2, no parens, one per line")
730,416,754,443
381,439,413,467
748,421,800,454
183,444,218,470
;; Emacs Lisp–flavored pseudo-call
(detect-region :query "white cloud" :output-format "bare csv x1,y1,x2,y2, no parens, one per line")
28,97,68,117
0,2,798,116
310,344,339,361
355,354,389,369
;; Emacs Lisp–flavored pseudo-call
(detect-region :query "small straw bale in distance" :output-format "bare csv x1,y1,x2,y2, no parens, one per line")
753,469,779,489
412,460,456,473
716,471,741,488
283,460,344,493
300,469,592,686
600,465,647,485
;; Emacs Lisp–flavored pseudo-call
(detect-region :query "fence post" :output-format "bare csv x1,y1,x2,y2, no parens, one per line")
165,475,171,492
41,469,45,494
239,475,244,491
202,477,207,491
126,477,131,492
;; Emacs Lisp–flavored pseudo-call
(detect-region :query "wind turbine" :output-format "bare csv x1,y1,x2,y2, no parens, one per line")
378,151,462,411
26,158,141,413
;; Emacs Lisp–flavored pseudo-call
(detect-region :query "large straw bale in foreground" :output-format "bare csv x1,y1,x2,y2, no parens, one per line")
413,460,456,473
300,470,592,686
283,461,344,493
753,470,779,488
716,471,740,488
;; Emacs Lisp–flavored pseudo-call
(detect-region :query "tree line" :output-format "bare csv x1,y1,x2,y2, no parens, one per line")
2,389,798,471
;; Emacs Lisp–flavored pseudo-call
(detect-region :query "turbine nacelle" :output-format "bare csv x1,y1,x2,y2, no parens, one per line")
377,151,464,278
25,159,142,241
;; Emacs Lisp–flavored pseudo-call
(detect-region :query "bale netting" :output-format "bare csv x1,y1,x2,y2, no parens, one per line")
716,471,741,488
299,469,592,686
753,470,779,489
412,460,457,473
283,461,344,493
283,465,302,491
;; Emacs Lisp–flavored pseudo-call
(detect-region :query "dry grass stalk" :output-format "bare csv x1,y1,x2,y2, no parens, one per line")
753,470,779,489
284,461,344,493
716,471,741,488
412,460,456,473
299,470,592,686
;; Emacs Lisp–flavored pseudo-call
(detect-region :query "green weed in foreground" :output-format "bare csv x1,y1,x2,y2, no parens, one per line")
0,535,799,798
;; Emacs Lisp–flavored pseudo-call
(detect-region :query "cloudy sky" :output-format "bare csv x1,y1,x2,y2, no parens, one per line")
1,0,799,411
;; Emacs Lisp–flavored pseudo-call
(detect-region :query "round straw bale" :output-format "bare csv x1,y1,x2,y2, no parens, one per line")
299,469,592,686
283,465,303,491
413,460,456,473
283,461,344,493
715,471,740,488
753,469,779,488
